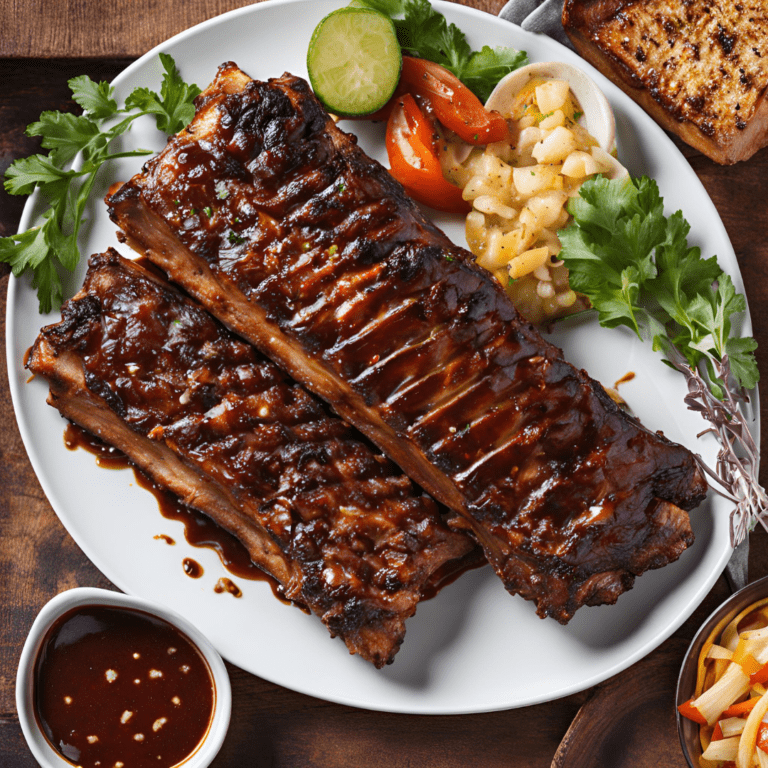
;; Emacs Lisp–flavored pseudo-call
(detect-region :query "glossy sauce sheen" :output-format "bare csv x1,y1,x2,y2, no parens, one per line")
66,421,476,603
34,605,214,768
36,252,473,666
182,558,204,578
213,578,242,598
107,66,707,623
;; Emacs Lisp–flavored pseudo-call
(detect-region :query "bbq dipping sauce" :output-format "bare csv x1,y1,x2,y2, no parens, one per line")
16,587,232,768
34,604,214,768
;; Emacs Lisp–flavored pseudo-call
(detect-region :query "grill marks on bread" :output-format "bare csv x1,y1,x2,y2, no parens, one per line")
563,0,768,163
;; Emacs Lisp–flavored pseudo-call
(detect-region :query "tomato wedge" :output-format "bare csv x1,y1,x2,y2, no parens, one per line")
385,93,469,214
353,58,509,146
399,57,508,145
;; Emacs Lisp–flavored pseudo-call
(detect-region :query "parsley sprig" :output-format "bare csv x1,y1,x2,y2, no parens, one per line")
354,0,528,101
559,175,765,544
1,53,201,313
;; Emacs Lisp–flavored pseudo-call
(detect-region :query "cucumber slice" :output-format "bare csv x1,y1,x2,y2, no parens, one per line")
307,7,402,117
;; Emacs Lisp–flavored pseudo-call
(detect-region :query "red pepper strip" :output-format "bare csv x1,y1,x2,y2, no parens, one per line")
677,698,707,725
751,661,768,685
758,722,768,753
722,697,759,718
385,93,469,214
398,57,509,145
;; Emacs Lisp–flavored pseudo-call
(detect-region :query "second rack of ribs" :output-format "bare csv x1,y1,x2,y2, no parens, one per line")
108,63,708,624
28,251,474,667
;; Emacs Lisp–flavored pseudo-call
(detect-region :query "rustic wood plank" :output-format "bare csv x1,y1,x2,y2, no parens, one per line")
0,0,508,59
2,2,768,765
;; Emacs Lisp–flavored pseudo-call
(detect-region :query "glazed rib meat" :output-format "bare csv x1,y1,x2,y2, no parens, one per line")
107,63,708,623
27,249,475,666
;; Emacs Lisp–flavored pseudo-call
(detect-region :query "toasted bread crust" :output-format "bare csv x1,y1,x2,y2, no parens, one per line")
563,0,768,164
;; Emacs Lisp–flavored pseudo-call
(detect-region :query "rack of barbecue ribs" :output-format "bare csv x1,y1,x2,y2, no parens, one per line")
107,63,708,624
27,250,477,667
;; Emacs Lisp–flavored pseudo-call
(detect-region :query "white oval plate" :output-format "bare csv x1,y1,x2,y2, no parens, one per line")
7,0,752,714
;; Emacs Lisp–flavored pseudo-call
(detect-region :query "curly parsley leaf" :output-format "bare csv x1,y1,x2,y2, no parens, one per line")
558,175,759,396
355,0,527,101
1,54,200,313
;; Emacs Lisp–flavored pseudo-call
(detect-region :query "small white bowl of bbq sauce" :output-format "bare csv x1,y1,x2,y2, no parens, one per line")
16,588,231,768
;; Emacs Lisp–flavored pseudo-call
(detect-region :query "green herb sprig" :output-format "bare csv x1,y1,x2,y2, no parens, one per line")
559,174,765,544
1,53,201,313
353,0,528,101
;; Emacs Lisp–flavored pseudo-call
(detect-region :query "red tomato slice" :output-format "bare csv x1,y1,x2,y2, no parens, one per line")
385,93,469,214
399,57,509,145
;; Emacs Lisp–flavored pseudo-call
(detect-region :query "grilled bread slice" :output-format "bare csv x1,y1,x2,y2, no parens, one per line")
562,0,768,164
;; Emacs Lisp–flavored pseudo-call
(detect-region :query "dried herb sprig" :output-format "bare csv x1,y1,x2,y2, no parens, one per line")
665,350,767,546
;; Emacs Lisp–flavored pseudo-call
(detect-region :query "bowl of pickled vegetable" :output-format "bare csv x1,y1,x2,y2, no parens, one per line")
677,575,768,767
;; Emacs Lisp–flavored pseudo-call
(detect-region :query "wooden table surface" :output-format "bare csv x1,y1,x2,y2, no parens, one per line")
2,1,768,766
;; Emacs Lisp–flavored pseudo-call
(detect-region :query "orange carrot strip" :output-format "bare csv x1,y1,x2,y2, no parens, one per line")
678,698,708,725
751,663,768,686
722,697,759,718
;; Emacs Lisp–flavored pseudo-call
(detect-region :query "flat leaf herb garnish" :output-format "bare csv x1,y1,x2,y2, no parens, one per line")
559,175,764,545
1,53,201,313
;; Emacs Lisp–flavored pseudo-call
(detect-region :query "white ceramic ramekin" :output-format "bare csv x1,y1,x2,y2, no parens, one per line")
16,587,231,768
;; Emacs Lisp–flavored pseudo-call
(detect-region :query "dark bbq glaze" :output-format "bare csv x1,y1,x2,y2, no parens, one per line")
28,251,473,666
183,558,204,578
214,577,243,598
108,64,707,623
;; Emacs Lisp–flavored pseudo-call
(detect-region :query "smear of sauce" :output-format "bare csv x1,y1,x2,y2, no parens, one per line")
63,423,289,604
24,346,35,382
614,371,636,389
64,422,128,469
213,578,242,598
154,534,175,545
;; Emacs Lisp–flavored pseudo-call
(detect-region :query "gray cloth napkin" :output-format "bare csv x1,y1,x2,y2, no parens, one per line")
498,0,573,50
497,0,750,594
726,538,749,593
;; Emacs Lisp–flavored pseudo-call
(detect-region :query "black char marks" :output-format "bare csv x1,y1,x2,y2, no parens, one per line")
27,250,475,667
107,63,707,623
